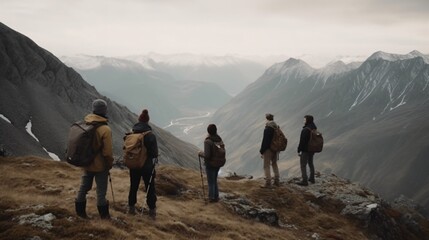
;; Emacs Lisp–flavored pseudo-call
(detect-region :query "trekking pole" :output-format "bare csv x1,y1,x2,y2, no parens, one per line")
108,172,116,206
143,158,158,214
198,156,207,204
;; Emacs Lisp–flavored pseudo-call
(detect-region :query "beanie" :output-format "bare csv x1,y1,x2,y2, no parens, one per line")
92,99,107,116
139,109,150,122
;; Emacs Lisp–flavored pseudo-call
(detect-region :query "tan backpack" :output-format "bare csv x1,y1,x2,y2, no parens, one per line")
123,131,151,169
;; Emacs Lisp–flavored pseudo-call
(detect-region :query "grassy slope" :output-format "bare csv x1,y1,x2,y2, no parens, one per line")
0,156,423,240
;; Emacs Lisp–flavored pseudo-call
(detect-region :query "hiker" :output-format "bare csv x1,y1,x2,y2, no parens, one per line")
259,113,280,187
297,115,317,186
75,99,114,219
127,109,158,219
198,124,225,203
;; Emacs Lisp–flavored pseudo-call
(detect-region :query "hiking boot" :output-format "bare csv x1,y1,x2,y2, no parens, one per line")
97,203,111,219
148,208,156,220
296,181,308,186
209,198,219,203
274,179,280,187
260,182,272,188
75,200,88,219
127,205,136,215
308,178,315,184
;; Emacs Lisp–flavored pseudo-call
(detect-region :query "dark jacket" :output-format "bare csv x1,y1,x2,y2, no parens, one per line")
260,121,278,154
297,122,317,153
201,134,223,163
132,122,158,165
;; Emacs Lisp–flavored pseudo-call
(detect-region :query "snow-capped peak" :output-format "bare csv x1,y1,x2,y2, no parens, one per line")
61,55,152,70
367,50,429,64
143,53,245,67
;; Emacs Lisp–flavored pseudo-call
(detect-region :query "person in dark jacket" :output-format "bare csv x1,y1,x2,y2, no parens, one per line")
259,113,280,187
75,99,114,219
297,115,317,186
127,109,158,219
199,124,223,202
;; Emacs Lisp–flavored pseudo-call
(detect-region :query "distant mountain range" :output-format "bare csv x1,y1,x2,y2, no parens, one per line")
0,23,199,169
209,50,429,209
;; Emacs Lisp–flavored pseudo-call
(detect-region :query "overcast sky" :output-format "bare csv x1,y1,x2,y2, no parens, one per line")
1,0,428,66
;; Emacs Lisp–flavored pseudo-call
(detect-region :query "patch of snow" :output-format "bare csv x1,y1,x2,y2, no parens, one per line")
25,118,60,161
366,203,378,209
326,111,333,117
61,55,102,69
0,114,12,124
145,53,243,67
16,213,56,230
25,118,39,142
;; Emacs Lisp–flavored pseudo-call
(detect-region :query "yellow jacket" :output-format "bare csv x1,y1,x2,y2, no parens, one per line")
83,114,114,172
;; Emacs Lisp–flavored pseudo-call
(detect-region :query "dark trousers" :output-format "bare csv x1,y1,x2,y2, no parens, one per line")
206,165,220,200
76,170,109,206
300,152,315,182
128,164,157,210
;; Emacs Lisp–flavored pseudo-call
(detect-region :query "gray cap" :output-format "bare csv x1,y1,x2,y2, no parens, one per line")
265,113,274,121
92,99,107,116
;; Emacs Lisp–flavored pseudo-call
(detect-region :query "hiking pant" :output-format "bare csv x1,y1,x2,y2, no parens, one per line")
300,152,315,182
263,149,279,184
76,169,109,206
128,164,157,210
206,165,220,200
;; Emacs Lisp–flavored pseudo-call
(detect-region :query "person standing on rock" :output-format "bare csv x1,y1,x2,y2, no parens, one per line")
297,115,317,186
259,113,280,188
127,109,158,219
199,124,226,202
75,99,114,219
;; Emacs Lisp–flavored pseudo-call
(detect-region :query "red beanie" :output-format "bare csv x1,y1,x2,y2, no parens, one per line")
139,109,150,122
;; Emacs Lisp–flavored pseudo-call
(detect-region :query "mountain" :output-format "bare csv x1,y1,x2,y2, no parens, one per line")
126,53,268,96
62,55,232,131
0,23,199,169
1,156,428,239
210,51,429,209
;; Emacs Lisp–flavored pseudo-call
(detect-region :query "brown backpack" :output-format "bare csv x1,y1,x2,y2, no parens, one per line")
123,131,151,169
66,121,106,167
307,128,323,153
270,126,288,152
208,140,226,168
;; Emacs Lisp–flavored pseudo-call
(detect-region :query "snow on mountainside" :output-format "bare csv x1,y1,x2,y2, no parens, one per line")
368,50,429,64
61,55,150,70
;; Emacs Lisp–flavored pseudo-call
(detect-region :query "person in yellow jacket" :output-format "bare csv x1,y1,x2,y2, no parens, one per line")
75,99,114,219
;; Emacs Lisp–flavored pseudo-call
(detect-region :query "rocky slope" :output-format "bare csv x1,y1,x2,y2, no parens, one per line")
1,156,428,240
0,23,199,169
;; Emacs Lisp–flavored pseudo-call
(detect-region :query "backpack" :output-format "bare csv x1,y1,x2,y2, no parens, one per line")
66,121,105,167
122,131,151,169
270,126,288,152
208,140,226,168
307,128,323,153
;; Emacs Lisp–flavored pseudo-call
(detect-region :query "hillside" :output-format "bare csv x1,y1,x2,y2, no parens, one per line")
1,156,428,240
209,51,429,210
0,23,199,169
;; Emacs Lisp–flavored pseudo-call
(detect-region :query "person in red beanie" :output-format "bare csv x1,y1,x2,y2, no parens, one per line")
127,109,158,219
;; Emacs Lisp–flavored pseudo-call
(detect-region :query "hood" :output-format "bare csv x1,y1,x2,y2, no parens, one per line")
304,122,317,130
132,121,152,133
266,120,278,129
84,113,108,124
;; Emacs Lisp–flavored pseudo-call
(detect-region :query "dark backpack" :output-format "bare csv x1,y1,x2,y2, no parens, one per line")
66,121,105,167
307,128,323,153
208,140,226,168
122,131,150,169
270,126,288,152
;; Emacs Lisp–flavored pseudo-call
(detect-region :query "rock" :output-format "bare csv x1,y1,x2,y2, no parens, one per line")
222,194,279,226
16,213,56,230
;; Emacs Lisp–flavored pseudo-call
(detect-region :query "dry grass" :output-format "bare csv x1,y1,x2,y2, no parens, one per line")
1,156,426,240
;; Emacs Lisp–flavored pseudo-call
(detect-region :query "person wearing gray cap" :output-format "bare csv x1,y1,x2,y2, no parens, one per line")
75,99,114,219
